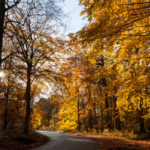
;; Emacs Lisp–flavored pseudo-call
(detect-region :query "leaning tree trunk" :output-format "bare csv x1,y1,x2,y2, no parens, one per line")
24,63,32,133
0,0,5,65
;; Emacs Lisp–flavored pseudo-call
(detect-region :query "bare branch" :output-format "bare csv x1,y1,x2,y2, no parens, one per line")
5,0,21,11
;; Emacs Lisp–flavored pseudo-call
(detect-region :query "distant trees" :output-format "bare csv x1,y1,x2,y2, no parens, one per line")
0,57,25,130
33,96,59,129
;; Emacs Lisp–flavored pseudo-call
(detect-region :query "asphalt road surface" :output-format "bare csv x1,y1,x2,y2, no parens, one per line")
31,131,97,150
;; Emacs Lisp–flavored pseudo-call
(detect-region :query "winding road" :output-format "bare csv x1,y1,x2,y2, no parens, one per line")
31,131,97,150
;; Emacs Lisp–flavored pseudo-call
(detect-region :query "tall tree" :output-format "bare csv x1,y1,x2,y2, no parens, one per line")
0,0,21,65
5,2,64,132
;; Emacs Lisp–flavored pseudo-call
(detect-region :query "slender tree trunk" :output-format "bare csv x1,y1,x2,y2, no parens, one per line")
93,102,98,131
0,0,5,65
105,97,110,129
93,86,99,132
81,99,88,131
88,86,93,130
139,116,145,133
115,114,121,130
105,97,113,131
24,63,32,133
3,87,9,130
109,98,113,130
89,112,93,130
113,96,121,130
77,92,81,131
100,106,104,132
138,98,145,133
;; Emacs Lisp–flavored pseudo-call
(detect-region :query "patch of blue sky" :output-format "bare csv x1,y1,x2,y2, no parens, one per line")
60,0,87,35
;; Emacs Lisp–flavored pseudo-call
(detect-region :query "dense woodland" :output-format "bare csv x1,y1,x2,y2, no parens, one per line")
0,0,150,136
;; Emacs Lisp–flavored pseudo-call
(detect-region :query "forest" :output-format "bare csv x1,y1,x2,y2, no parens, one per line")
0,0,149,140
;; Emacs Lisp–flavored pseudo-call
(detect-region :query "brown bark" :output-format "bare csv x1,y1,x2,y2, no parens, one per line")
88,86,93,130
24,63,32,133
0,0,21,65
77,92,81,131
100,106,104,132
0,0,5,65
113,96,121,130
3,87,9,130
138,98,145,133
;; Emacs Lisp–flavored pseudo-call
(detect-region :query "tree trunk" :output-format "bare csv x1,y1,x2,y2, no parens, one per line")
3,87,9,130
89,112,93,130
115,116,121,130
24,63,32,133
105,97,113,131
77,92,81,131
93,102,98,131
0,0,5,65
105,97,110,129
113,96,121,130
81,99,88,131
100,106,104,132
88,86,93,130
139,116,145,133
138,98,145,133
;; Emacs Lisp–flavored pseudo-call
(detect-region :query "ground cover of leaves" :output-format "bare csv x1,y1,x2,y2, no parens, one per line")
0,131,50,150
63,131,150,150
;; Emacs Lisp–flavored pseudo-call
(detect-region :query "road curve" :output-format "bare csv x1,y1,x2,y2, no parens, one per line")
31,131,97,150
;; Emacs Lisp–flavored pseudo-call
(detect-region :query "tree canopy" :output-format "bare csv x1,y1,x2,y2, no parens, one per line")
0,0,149,135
